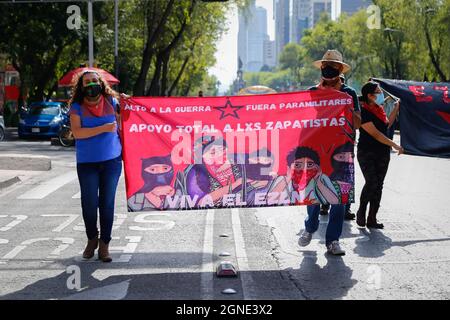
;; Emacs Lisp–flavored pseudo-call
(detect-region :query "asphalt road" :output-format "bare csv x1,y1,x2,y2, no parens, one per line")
0,131,450,300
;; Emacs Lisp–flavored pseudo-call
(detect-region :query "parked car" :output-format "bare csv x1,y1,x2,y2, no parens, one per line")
0,115,5,141
18,102,68,139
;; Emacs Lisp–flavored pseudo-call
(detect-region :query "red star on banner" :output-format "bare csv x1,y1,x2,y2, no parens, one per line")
214,98,244,120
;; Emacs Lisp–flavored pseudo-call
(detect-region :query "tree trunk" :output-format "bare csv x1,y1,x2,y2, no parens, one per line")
168,55,190,97
133,0,176,95
160,53,169,96
147,54,163,96
424,23,448,82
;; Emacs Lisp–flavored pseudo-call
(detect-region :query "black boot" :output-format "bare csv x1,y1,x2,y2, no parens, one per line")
366,203,384,229
356,202,367,227
345,208,356,220
356,209,366,227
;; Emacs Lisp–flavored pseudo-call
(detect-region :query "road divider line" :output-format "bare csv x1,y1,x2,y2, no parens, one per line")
200,209,214,300
17,171,77,200
231,208,256,300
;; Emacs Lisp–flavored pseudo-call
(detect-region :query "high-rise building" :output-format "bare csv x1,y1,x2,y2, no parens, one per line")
238,1,270,72
263,37,276,68
274,0,290,62
309,0,332,28
332,0,372,20
289,0,311,44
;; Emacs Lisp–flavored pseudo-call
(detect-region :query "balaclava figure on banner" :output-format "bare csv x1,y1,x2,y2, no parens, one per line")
138,155,174,194
329,142,354,203
245,148,274,181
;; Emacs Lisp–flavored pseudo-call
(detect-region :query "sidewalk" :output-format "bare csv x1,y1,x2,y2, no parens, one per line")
0,169,43,191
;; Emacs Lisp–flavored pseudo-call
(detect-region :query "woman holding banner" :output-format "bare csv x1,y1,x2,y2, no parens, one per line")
357,81,403,229
69,70,124,262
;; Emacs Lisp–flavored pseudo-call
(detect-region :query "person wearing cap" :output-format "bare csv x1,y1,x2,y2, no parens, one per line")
298,50,360,256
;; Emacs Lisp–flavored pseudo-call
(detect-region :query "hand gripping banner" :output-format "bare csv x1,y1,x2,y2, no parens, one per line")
121,90,355,211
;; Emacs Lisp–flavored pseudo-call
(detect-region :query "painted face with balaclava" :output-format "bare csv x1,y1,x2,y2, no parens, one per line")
246,148,274,181
291,157,320,190
329,143,354,203
330,143,354,184
138,155,174,193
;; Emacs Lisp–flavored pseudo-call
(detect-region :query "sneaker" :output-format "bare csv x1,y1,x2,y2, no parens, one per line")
299,231,313,247
327,241,346,256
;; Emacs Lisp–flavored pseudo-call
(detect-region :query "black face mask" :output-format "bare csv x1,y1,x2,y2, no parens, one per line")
245,162,273,181
330,161,354,184
321,65,341,80
83,83,102,98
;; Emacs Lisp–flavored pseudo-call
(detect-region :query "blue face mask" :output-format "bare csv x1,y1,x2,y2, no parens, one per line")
375,92,385,105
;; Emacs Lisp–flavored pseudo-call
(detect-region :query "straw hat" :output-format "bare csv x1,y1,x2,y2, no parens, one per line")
313,50,351,73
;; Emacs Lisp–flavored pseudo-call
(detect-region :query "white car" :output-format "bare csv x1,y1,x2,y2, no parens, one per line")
0,115,5,141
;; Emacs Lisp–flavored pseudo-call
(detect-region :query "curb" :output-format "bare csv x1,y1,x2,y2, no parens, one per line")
0,154,51,171
0,176,21,190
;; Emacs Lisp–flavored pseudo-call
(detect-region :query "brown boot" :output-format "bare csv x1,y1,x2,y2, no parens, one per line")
83,237,99,259
98,239,112,263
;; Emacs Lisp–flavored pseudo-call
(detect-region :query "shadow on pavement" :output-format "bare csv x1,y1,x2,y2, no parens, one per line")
291,251,357,300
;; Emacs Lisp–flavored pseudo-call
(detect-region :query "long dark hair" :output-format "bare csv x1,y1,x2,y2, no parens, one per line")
68,70,118,107
361,81,379,104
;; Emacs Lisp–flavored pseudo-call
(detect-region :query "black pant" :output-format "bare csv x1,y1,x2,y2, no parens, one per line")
357,149,390,218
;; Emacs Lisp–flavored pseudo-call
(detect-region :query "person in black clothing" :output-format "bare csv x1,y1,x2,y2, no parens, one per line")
357,81,403,229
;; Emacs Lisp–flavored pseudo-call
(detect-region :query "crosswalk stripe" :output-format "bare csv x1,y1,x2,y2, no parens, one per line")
72,192,81,199
17,171,78,200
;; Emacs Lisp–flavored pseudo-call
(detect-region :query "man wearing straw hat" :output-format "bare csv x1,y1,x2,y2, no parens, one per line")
298,50,361,256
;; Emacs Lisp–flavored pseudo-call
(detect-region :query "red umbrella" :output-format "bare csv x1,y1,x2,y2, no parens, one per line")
58,67,120,87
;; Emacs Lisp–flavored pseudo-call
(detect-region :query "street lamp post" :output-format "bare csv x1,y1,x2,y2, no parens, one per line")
114,0,119,78
87,0,94,67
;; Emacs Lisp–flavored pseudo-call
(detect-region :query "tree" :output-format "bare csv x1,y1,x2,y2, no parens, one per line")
132,0,251,96
278,43,305,85
0,2,111,102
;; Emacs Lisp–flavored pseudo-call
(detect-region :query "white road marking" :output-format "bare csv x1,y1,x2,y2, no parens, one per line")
201,209,214,300
40,214,79,232
0,215,28,232
1,237,74,261
17,171,77,200
112,214,127,230
46,237,75,259
129,213,175,231
77,236,142,263
72,192,81,199
232,208,256,300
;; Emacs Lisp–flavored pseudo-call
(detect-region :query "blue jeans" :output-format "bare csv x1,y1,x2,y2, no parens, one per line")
76,155,122,244
305,204,345,246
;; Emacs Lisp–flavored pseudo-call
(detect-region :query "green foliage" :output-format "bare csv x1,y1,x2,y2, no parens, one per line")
0,0,252,102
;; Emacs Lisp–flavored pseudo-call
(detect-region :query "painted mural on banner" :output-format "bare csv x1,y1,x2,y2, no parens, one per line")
120,90,355,211
373,78,450,158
